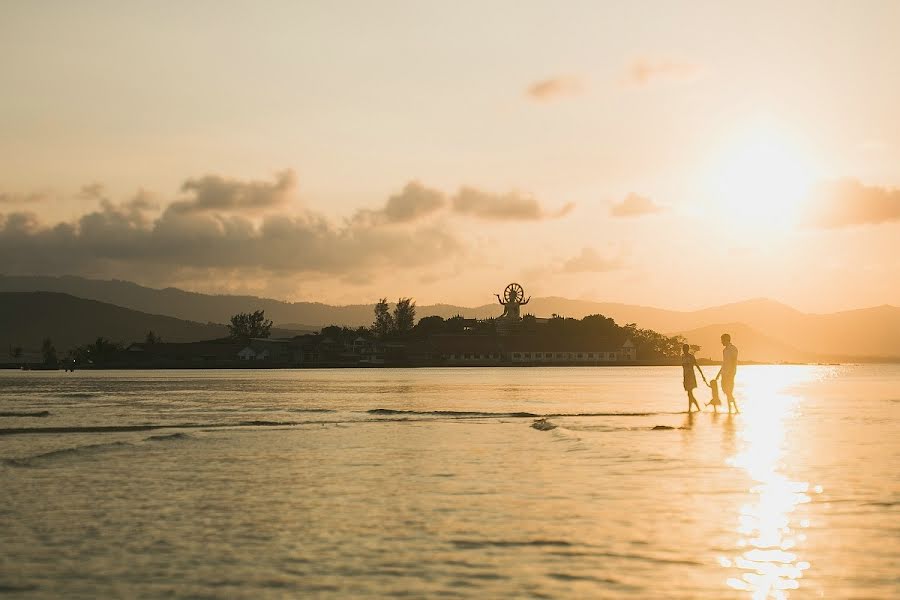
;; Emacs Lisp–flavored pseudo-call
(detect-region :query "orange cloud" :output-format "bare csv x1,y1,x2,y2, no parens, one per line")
625,58,702,86
610,193,663,217
452,187,573,220
806,179,900,228
526,76,583,101
562,247,623,273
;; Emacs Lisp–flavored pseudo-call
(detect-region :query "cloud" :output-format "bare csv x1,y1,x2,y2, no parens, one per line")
625,58,702,86
806,179,900,228
354,181,446,225
166,169,297,214
452,187,574,221
561,247,623,273
0,173,463,283
526,76,583,101
0,192,47,205
610,193,664,217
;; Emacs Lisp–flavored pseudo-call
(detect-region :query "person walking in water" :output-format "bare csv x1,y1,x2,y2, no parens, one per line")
682,343,707,413
713,333,740,413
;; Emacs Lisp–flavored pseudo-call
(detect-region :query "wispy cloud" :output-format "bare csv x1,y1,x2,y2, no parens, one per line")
624,58,702,86
526,76,584,101
452,187,573,221
561,247,623,273
610,193,664,217
353,181,446,225
0,192,48,205
806,179,900,228
166,170,297,215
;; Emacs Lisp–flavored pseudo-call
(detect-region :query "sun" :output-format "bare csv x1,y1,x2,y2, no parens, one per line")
706,123,818,232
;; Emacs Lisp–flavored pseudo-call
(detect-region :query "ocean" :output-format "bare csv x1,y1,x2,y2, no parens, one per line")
1,365,898,599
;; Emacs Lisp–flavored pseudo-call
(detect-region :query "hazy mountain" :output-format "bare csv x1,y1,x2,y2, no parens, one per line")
674,322,823,363
1,275,897,360
0,292,232,353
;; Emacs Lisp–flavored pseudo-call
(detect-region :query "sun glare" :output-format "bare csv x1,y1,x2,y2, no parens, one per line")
707,124,818,233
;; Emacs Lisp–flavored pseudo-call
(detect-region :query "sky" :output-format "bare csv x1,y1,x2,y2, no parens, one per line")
1,0,899,312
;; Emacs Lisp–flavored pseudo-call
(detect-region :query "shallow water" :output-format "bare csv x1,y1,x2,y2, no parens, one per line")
1,365,898,598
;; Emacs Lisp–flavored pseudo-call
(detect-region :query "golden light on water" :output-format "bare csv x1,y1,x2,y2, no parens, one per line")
722,368,822,599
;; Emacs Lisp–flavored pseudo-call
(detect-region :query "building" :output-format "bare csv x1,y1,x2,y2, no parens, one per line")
429,334,636,365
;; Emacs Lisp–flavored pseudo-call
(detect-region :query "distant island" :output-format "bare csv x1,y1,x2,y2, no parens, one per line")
2,276,899,368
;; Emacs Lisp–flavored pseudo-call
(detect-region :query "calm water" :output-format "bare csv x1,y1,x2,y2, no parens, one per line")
1,366,898,599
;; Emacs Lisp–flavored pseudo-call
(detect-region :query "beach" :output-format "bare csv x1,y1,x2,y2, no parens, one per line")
1,366,898,598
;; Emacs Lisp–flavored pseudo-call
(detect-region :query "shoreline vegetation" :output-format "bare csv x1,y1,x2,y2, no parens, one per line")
0,360,848,371
6,300,890,370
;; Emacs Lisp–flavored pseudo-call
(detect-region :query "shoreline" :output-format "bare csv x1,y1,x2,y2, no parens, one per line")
1,360,862,371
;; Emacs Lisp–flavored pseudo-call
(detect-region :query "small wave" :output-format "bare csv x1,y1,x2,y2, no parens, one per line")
451,539,572,549
3,441,132,468
291,408,335,413
367,409,540,418
864,501,898,508
0,410,50,417
547,572,630,587
145,432,193,442
366,409,679,419
0,584,39,593
0,420,302,437
58,392,98,398
548,549,703,566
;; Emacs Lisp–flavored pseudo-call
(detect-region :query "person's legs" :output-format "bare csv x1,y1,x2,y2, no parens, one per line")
722,377,739,413
687,389,700,412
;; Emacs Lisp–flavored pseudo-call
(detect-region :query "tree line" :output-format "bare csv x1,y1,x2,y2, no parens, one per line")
8,301,694,366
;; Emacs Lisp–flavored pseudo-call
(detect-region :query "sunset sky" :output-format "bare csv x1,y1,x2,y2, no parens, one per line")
2,0,899,312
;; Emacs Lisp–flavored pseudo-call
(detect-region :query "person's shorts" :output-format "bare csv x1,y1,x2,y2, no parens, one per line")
721,376,735,395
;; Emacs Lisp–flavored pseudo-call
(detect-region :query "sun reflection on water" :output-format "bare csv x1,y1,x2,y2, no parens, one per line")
722,367,820,599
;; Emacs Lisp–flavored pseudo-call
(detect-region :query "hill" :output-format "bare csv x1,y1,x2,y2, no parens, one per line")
0,292,231,354
674,322,823,363
1,275,898,360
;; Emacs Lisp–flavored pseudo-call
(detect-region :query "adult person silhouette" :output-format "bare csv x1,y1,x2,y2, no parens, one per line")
681,343,706,413
713,333,740,413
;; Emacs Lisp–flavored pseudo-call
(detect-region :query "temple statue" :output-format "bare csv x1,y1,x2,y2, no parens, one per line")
495,283,530,333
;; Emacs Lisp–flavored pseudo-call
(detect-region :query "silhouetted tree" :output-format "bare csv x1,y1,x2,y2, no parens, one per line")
373,298,394,338
41,338,57,367
444,315,468,333
412,315,445,338
70,337,125,365
228,310,273,341
622,323,685,359
393,298,416,335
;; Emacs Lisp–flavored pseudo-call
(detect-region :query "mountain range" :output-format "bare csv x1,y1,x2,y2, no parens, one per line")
1,275,897,361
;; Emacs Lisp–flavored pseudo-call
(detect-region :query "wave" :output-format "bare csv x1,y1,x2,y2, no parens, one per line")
0,410,50,417
58,392,99,398
548,549,703,566
451,539,573,549
367,408,681,418
3,441,132,468
547,572,632,587
291,408,336,413
145,432,193,442
0,421,302,437
367,409,540,418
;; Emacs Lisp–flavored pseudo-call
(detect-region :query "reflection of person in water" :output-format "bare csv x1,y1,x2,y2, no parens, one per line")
681,343,706,413
713,333,740,414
